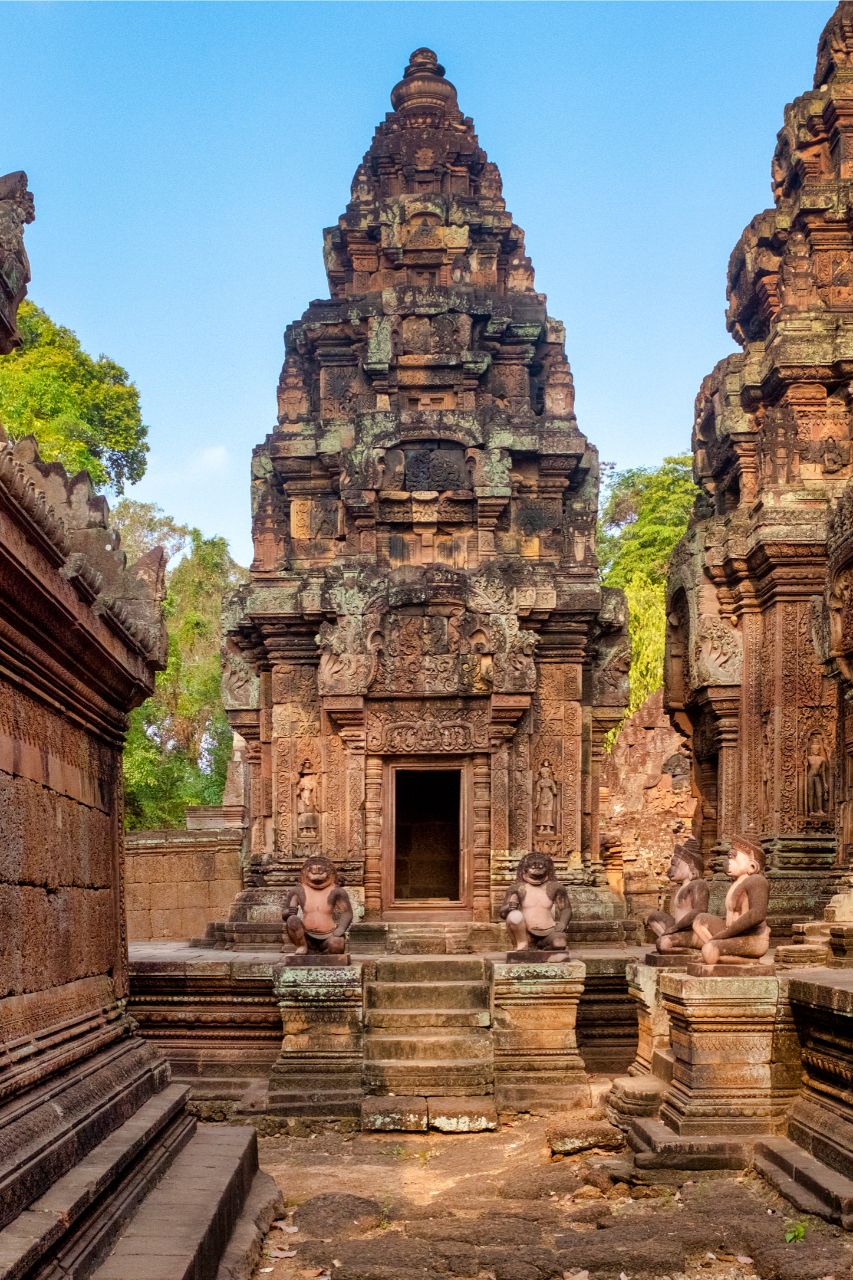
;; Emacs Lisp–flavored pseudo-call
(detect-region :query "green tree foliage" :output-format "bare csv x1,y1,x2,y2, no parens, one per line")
0,301,147,491
111,499,191,565
598,455,697,718
115,508,248,830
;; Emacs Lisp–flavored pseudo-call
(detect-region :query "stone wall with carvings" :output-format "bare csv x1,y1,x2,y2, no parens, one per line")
664,5,853,930
220,48,628,927
600,690,695,916
0,433,167,1014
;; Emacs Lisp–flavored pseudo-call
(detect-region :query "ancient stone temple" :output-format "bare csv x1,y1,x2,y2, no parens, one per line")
664,5,853,930
220,48,628,937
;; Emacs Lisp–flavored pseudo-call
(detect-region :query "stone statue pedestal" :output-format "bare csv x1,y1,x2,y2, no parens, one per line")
504,949,571,964
642,951,693,968
686,961,775,978
283,953,351,967
493,960,590,1114
268,964,364,1121
629,971,800,1169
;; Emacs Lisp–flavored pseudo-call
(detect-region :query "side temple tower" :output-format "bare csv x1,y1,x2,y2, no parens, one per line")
223,49,628,927
665,6,853,928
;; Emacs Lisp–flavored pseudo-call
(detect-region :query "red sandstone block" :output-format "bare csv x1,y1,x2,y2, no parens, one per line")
177,881,207,910
179,908,212,939
150,882,178,911
126,910,151,942
149,910,177,939
126,882,150,912
214,849,239,880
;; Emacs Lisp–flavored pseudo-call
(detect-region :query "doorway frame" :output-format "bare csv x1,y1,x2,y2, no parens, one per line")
381,756,473,919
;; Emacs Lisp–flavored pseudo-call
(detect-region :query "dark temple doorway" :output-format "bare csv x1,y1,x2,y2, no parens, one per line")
394,769,461,901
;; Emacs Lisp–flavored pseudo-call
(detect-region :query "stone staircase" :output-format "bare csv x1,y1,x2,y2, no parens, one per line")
362,956,493,1099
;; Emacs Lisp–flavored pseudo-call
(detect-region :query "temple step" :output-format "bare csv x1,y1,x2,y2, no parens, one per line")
0,1082,193,1280
91,1124,276,1280
364,1008,490,1029
364,1030,491,1062
361,954,494,1102
371,957,487,983
365,979,490,1010
364,1060,494,1096
754,1137,853,1228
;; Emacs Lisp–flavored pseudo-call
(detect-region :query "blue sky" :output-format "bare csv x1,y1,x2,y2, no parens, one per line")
4,1,837,565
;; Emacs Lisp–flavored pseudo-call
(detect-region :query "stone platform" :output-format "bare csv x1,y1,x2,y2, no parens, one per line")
128,942,641,1127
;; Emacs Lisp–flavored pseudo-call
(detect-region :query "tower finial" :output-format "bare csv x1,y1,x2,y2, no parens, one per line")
390,47,458,114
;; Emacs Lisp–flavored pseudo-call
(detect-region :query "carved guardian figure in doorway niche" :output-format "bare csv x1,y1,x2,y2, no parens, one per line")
692,834,771,967
646,837,709,954
283,856,353,955
501,852,571,953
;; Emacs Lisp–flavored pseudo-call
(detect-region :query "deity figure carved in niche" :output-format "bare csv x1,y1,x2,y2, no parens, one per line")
296,759,320,839
646,837,710,954
805,732,831,817
533,760,558,836
823,435,846,475
692,834,771,967
283,856,353,955
780,228,822,312
500,852,571,953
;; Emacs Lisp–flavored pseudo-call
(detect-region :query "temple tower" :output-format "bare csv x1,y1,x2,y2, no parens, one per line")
665,4,853,929
224,49,628,926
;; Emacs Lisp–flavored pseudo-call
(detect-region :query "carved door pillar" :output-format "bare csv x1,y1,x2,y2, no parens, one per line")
363,754,383,917
472,752,492,920
738,609,764,839
245,742,266,856
699,691,740,870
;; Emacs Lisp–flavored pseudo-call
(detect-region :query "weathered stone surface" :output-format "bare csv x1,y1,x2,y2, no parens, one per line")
292,1193,385,1238
600,689,695,916
629,970,802,1171
545,1114,622,1155
427,1095,497,1132
361,1095,428,1132
125,826,242,942
493,960,589,1114
603,958,672,1128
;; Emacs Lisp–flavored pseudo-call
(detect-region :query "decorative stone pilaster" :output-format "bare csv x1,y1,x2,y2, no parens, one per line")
268,964,364,1121
492,961,589,1113
629,972,801,1168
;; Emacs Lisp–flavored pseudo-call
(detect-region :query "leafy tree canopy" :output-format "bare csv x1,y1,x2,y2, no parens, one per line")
598,454,697,720
111,498,191,565
598,455,696,591
113,503,248,829
0,301,147,491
